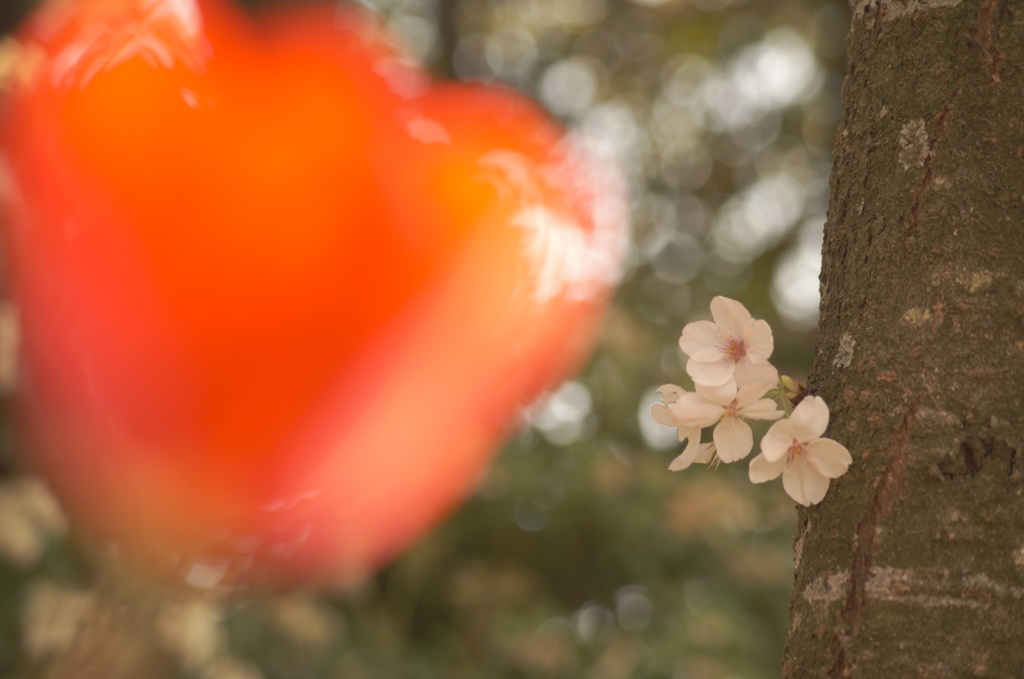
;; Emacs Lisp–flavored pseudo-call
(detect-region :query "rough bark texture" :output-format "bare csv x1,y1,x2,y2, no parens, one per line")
784,0,1024,676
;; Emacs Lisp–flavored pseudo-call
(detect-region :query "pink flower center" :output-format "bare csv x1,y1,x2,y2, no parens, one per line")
786,442,807,464
720,337,747,363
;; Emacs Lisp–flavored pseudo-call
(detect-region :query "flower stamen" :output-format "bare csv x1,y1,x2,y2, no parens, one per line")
786,442,806,464
720,337,747,363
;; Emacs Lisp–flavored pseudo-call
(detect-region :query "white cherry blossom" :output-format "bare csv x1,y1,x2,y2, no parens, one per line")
748,396,852,506
666,378,783,463
668,436,716,472
650,384,715,471
679,296,776,387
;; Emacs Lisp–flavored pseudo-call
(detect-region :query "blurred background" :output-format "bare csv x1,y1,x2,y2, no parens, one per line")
0,0,847,676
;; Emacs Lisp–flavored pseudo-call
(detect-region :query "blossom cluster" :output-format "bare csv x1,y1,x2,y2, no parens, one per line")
652,296,851,506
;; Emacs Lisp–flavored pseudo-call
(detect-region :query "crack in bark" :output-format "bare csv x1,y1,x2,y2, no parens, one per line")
826,401,920,678
940,435,1019,479
904,1,1003,246
944,435,988,478
906,88,961,245
851,0,882,29
976,0,1004,84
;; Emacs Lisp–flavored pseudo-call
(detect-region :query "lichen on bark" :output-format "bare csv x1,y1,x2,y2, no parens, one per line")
783,0,1024,676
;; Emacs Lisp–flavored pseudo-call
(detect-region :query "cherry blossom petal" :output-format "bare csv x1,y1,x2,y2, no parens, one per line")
668,393,722,428
735,380,775,405
744,319,774,363
735,360,779,386
694,443,716,464
651,385,686,427
686,357,735,387
782,459,830,506
650,402,676,428
669,434,714,471
668,450,696,471
806,438,853,478
679,320,721,358
713,417,753,462
656,384,684,403
748,453,786,483
739,398,785,421
760,419,794,462
710,296,753,338
789,396,830,440
695,379,738,407
689,347,725,363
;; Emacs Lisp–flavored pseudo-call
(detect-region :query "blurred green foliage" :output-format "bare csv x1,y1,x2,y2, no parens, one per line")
0,0,848,676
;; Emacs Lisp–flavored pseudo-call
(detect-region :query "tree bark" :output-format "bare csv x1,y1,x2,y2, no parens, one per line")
784,0,1024,676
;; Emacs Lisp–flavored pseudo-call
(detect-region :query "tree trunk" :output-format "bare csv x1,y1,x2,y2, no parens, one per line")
784,1,1024,676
